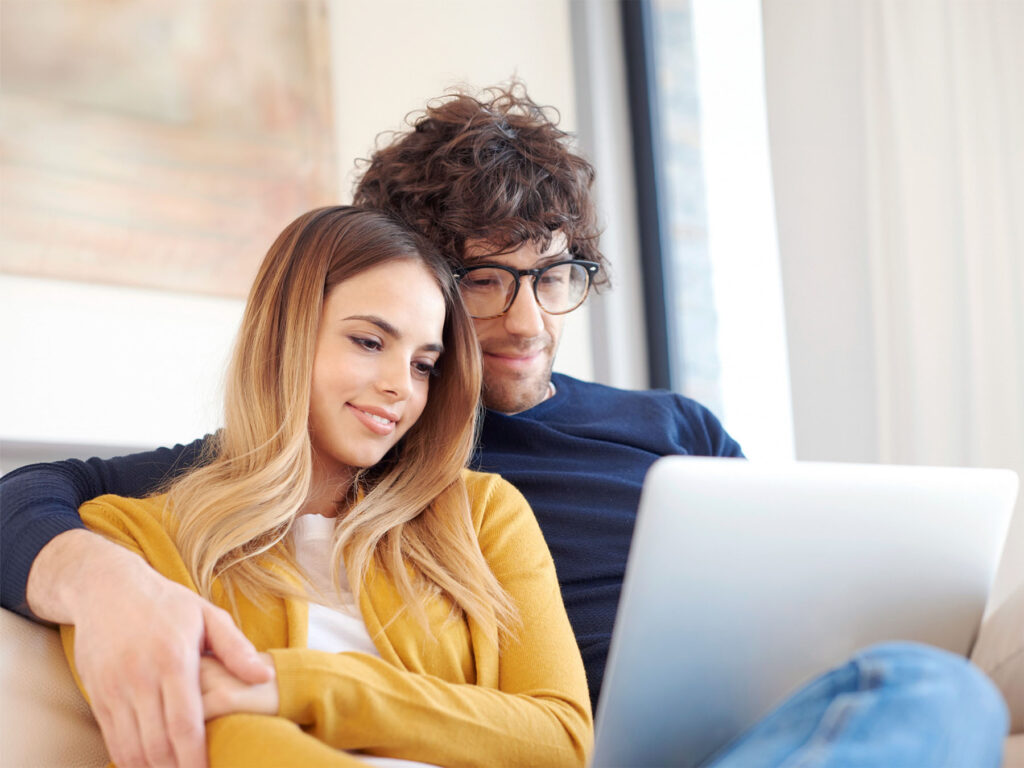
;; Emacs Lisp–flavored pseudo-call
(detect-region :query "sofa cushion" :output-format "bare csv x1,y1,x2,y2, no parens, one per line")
0,608,107,767
974,584,1024,736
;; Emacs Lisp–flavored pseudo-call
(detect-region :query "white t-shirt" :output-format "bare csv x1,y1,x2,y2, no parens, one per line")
292,514,439,768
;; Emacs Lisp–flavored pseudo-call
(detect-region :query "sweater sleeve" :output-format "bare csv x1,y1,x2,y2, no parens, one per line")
707,409,744,458
61,496,373,768
270,474,593,768
675,396,745,459
0,439,210,617
206,714,367,767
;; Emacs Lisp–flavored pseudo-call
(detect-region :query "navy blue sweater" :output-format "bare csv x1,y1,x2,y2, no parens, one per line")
0,373,742,709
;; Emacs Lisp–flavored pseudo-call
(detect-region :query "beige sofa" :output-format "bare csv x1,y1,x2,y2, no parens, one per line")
976,586,1024,767
3,597,1024,767
0,608,107,767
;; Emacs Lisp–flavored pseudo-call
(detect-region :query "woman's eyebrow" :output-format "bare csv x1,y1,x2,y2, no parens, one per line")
345,314,398,337
344,314,443,353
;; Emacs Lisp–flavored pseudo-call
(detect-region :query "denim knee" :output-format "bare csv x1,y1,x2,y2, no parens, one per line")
852,641,1008,730
707,642,1008,768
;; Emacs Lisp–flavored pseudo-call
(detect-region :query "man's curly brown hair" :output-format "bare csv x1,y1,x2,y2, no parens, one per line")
353,82,609,288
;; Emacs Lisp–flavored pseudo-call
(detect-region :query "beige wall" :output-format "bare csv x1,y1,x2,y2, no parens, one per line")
329,0,577,192
1,0,591,463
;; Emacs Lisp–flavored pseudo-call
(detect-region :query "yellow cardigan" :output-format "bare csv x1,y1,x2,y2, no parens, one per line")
61,469,592,768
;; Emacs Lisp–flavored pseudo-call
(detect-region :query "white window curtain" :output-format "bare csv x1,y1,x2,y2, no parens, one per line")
764,0,1024,605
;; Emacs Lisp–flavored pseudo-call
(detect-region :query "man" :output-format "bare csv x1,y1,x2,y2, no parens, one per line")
0,84,1008,767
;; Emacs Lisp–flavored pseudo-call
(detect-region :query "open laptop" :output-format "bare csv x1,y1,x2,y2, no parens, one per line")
591,457,1018,768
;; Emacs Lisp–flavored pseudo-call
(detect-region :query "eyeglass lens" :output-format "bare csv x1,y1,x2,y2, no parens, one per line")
458,262,592,318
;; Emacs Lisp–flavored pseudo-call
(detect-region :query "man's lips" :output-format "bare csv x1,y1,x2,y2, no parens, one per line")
482,349,547,371
346,403,398,435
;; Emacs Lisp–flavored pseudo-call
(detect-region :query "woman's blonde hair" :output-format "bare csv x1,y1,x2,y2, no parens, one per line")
167,206,515,640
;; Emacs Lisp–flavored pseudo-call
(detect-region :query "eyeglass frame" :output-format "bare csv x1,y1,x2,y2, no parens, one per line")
452,259,601,319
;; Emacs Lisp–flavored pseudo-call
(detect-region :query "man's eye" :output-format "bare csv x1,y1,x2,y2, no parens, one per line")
466,276,501,289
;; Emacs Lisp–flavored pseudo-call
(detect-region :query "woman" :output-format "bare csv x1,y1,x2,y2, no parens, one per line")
60,207,592,767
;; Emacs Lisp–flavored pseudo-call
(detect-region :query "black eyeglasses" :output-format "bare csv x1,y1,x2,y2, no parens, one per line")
453,260,600,319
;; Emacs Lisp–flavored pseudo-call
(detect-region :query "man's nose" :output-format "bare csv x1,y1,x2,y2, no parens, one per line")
502,279,545,337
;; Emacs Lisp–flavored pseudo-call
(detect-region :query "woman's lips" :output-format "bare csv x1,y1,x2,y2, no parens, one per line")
346,403,397,435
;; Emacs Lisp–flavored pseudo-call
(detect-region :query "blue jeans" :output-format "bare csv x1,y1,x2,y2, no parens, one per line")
708,642,1008,768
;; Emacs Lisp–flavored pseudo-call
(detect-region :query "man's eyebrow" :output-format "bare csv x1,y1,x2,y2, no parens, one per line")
536,250,571,266
344,314,443,353
464,250,571,268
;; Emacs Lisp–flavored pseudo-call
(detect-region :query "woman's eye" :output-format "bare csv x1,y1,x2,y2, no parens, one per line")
350,336,382,352
413,361,440,378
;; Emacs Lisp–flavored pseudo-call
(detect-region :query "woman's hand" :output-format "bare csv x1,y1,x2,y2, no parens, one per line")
200,652,279,720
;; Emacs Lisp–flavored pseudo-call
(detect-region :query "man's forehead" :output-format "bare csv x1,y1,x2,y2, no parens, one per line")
462,231,569,266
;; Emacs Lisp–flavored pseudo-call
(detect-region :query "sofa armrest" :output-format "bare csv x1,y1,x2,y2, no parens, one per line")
974,585,1024,734
0,608,107,767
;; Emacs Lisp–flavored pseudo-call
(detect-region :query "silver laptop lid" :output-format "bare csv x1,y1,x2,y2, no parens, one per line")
592,457,1017,768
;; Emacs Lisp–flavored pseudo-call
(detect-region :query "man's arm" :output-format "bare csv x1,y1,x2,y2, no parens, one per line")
3,440,272,768
35,529,275,768
1,440,207,616
680,396,745,459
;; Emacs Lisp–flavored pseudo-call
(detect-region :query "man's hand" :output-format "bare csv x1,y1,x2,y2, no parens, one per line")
200,652,278,720
27,529,274,768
